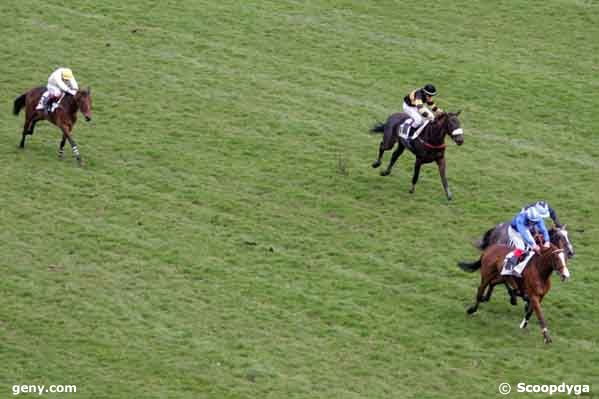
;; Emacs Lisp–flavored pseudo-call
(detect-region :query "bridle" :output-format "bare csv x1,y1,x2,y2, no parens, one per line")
417,114,462,150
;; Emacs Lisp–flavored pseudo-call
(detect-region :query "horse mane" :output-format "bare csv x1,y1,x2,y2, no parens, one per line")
476,226,495,250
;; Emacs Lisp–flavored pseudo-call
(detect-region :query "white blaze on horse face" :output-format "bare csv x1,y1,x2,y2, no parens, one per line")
451,128,463,136
558,252,570,279
560,229,574,254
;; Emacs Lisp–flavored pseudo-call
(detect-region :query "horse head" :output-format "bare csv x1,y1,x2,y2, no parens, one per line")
437,111,463,146
76,87,92,122
551,225,575,259
540,243,570,282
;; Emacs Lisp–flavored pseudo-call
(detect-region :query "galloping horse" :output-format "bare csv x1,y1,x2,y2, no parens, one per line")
370,111,464,200
459,243,570,344
13,86,92,166
474,224,574,306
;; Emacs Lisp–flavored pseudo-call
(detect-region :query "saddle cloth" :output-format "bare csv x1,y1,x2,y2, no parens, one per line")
399,119,429,140
500,251,535,277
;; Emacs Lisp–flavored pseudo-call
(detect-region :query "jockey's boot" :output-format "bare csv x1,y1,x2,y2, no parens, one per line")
504,253,518,271
36,91,51,111
409,122,423,139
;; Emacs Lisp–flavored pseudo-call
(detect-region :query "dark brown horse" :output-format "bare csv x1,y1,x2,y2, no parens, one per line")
13,86,92,166
459,243,570,344
370,111,463,200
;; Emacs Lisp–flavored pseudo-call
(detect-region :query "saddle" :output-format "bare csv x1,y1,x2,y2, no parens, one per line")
501,250,534,277
399,119,429,141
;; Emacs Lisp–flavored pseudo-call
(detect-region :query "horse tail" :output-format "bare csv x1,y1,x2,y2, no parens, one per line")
13,93,27,115
476,227,495,250
370,121,386,134
458,258,482,272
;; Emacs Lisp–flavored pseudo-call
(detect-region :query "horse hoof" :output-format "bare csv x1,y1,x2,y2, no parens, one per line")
544,336,552,344
467,307,477,315
519,319,528,329
447,193,453,201
409,187,415,194
372,160,381,168
380,170,390,176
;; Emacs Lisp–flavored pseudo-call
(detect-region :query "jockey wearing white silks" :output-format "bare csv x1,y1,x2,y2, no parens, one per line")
36,67,79,111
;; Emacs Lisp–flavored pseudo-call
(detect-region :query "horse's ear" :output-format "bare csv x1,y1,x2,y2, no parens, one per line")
456,110,462,116
87,86,91,95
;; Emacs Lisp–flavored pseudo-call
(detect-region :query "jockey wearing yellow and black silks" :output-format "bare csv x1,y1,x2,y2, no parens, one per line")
402,84,442,133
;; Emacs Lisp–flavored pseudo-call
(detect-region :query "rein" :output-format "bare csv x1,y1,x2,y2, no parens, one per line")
416,116,450,150
418,138,446,150
535,248,565,275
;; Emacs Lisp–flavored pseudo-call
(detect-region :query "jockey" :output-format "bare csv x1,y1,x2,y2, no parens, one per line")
36,67,79,112
402,84,443,137
521,200,563,228
502,202,552,275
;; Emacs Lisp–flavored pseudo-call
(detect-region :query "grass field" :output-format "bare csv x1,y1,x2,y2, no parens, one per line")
1,1,598,398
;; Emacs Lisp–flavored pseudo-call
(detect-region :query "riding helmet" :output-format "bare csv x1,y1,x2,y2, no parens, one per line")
423,84,437,96
526,207,543,222
535,201,550,218
62,68,74,81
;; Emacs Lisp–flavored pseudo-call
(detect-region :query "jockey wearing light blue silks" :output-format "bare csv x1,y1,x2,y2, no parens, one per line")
512,206,550,249
502,202,552,276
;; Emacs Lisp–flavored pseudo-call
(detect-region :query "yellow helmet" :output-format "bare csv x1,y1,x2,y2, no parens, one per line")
62,68,74,81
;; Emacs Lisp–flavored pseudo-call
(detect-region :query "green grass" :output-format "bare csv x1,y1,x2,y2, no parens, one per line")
1,1,598,398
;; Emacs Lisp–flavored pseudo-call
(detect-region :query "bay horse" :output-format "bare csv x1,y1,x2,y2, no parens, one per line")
459,243,570,344
475,224,575,306
370,111,464,200
13,86,92,166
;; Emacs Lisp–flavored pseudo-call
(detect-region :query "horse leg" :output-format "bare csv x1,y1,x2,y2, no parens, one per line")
372,140,388,168
529,296,551,343
373,121,396,168
64,130,83,166
482,279,499,302
58,134,67,159
19,129,27,149
372,139,388,169
19,113,35,148
503,282,518,306
519,298,534,329
467,276,490,314
409,159,422,194
435,157,452,200
381,142,405,176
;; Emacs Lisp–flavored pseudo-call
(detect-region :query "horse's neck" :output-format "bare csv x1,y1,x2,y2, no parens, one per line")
63,95,79,115
421,122,445,144
530,254,554,282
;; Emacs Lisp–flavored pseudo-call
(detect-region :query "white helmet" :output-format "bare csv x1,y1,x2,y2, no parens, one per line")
535,201,550,218
527,202,549,222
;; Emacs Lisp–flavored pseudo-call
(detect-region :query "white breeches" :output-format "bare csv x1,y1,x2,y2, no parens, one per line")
402,102,424,127
46,83,63,98
507,226,528,250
